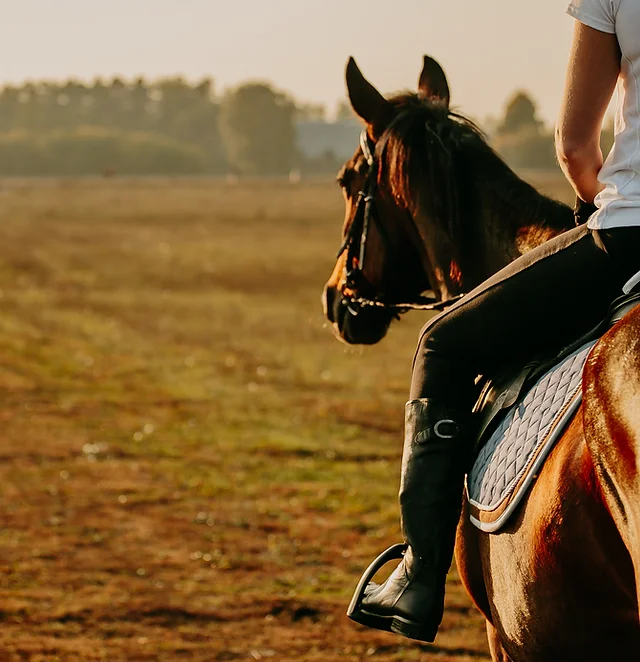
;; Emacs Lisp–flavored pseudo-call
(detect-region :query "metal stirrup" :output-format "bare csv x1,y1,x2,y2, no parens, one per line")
346,543,407,618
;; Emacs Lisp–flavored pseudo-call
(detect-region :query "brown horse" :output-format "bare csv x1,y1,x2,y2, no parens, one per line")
323,57,640,661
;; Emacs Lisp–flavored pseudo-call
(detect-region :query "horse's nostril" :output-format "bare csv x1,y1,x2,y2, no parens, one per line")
323,286,336,323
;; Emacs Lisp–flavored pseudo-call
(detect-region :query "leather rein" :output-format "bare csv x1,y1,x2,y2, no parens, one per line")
337,126,464,317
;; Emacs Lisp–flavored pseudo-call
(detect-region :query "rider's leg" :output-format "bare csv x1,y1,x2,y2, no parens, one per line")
350,224,640,642
348,397,471,642
411,226,640,403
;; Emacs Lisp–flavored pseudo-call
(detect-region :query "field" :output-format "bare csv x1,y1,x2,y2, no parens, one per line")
0,173,574,661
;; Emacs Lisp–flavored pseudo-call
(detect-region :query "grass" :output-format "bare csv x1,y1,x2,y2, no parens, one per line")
0,174,575,661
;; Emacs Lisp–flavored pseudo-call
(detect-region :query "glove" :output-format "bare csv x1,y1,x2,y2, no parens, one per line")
574,197,597,226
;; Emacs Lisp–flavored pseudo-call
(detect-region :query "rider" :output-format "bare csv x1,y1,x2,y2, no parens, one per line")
350,0,640,643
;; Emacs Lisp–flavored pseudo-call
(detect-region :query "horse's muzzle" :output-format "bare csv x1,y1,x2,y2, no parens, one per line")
322,285,392,345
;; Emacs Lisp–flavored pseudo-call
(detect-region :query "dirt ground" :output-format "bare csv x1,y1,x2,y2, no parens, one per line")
0,175,574,661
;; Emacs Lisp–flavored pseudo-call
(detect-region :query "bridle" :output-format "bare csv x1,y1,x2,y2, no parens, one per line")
337,125,464,316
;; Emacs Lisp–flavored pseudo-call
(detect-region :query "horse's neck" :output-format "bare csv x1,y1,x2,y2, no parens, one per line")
410,147,575,298
470,162,574,283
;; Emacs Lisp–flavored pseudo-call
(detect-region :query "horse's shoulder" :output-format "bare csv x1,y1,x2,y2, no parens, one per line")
584,304,640,401
583,305,640,485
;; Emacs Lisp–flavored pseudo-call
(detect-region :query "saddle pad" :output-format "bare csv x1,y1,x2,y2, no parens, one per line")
466,340,596,533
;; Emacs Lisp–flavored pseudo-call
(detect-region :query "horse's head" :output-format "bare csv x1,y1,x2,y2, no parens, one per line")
323,56,473,345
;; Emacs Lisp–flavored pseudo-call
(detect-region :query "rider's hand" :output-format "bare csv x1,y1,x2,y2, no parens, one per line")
573,197,597,226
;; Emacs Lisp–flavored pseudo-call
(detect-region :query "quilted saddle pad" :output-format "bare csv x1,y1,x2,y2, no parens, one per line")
466,340,597,533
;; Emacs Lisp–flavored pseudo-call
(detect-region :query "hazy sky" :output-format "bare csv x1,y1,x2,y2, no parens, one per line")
2,1,575,124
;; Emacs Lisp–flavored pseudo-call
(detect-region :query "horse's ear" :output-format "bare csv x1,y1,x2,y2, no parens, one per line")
346,57,393,128
418,55,450,107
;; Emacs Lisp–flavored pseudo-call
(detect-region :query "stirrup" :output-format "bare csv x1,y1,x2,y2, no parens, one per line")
347,543,407,622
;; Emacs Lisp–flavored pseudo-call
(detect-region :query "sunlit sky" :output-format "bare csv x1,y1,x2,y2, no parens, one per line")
2,0,576,124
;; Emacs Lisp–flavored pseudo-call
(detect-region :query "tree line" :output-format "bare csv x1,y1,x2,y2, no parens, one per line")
492,91,614,170
0,77,612,176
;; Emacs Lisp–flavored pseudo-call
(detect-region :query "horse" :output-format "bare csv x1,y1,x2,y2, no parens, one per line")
322,56,640,661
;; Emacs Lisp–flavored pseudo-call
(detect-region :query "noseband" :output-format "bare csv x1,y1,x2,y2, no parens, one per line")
337,127,463,316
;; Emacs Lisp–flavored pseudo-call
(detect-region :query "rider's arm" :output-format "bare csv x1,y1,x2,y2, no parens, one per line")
555,21,621,203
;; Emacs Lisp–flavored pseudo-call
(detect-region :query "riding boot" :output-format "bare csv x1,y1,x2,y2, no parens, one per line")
347,398,471,643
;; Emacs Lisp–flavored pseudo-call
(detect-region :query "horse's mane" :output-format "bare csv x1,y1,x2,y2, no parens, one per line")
377,93,557,255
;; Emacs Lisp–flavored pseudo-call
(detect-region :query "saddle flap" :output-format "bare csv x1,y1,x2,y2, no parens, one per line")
467,341,595,533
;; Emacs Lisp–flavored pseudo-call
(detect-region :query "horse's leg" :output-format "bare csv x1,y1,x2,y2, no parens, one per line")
455,501,499,657
486,622,513,662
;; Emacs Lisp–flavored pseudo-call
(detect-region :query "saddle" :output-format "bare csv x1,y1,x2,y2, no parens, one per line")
467,280,640,533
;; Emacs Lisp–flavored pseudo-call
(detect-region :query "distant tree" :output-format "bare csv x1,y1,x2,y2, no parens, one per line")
335,99,356,122
0,75,227,174
493,90,556,170
497,91,543,135
0,128,207,176
219,82,296,175
493,130,556,170
296,102,327,123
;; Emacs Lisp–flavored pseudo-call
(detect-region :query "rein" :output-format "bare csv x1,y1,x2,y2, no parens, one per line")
337,124,465,316
343,293,464,315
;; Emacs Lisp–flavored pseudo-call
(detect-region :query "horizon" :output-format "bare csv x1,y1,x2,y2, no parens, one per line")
0,72,554,128
2,0,576,126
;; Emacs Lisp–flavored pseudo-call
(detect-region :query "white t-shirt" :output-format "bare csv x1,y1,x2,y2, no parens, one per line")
567,0,640,228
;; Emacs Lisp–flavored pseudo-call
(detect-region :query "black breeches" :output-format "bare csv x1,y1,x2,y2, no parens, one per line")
409,225,640,405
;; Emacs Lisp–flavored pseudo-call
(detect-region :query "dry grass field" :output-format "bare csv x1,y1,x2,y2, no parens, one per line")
0,173,574,661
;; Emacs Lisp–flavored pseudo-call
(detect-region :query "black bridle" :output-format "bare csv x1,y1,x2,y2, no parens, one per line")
337,127,464,316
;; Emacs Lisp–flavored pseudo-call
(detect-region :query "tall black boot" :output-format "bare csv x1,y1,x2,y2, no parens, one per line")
347,398,470,643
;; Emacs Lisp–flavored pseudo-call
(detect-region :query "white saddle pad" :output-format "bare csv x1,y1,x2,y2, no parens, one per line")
466,340,596,533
